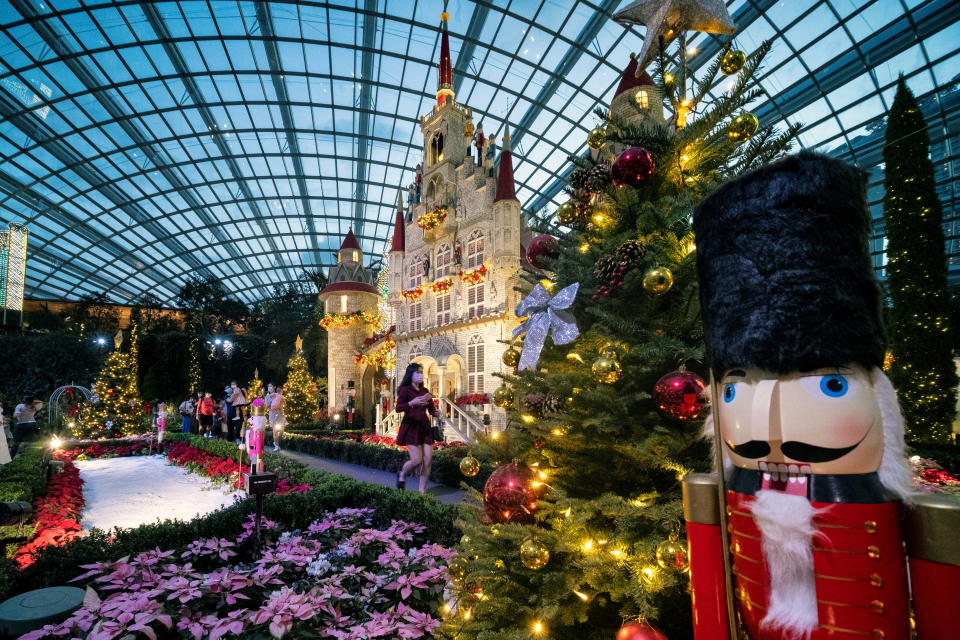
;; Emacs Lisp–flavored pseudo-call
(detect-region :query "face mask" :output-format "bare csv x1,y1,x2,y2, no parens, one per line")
412,372,424,383
205,393,212,398
268,386,274,392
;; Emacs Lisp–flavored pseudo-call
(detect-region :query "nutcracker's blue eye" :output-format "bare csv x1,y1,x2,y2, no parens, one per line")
722,383,736,403
819,375,848,397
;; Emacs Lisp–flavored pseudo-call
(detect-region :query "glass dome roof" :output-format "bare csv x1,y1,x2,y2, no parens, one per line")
1,0,957,305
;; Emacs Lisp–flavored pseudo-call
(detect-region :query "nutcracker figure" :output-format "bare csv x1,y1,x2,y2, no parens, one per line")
245,398,267,473
683,151,960,640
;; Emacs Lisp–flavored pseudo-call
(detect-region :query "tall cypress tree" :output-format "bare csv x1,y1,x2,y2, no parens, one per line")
883,77,957,443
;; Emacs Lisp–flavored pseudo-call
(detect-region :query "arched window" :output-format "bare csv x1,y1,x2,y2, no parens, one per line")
467,335,485,393
407,256,424,332
466,229,485,269
430,132,445,165
634,88,649,109
408,345,422,363
435,245,452,278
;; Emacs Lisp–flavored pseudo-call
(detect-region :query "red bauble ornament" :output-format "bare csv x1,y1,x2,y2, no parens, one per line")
483,462,542,524
611,147,655,188
653,369,707,421
616,621,668,640
526,235,560,270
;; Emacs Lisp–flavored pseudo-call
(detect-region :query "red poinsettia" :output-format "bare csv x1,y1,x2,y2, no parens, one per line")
15,455,85,568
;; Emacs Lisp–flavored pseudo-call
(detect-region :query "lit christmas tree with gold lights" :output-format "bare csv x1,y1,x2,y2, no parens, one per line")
75,324,145,438
444,5,801,640
283,335,319,426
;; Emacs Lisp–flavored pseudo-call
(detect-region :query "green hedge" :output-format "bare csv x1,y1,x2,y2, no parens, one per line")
281,433,494,490
7,434,460,600
0,444,50,559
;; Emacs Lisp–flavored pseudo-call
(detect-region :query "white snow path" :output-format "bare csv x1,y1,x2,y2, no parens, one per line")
75,456,241,532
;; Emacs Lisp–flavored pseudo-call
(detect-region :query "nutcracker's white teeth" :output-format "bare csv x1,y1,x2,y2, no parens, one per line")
758,462,812,495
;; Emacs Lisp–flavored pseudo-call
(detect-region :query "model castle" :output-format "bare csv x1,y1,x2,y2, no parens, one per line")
320,16,660,439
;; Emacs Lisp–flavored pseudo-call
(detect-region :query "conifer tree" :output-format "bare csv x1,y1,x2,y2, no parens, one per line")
284,336,320,426
76,325,144,438
443,39,799,640
883,78,958,443
247,368,265,402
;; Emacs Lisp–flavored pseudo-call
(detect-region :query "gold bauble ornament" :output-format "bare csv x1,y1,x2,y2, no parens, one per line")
492,385,514,408
720,49,746,75
591,350,622,384
460,455,481,477
519,538,550,570
557,201,578,225
642,267,674,294
727,112,759,143
587,126,606,150
502,346,521,368
655,537,690,572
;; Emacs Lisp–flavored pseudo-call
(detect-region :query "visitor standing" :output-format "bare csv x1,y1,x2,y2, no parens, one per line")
12,396,42,456
269,384,286,451
228,381,246,442
395,363,437,494
178,396,194,433
196,391,215,437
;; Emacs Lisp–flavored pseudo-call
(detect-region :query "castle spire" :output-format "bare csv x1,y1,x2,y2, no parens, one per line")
494,121,517,203
339,227,361,251
615,53,654,97
391,191,405,252
436,6,455,106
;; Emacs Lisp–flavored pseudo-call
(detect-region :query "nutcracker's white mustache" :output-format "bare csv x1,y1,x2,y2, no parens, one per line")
750,490,822,639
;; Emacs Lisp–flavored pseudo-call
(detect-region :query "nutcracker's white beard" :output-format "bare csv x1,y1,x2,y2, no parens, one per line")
750,490,821,640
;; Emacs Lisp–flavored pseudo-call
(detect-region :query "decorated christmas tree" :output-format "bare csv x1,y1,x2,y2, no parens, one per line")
883,78,957,443
247,368,265,403
75,325,145,438
444,7,800,640
283,335,320,426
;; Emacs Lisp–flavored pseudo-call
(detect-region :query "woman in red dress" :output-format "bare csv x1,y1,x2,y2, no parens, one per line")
395,363,438,493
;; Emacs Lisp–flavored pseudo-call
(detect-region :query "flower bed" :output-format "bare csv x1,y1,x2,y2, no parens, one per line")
22,508,453,640
13,455,84,569
455,393,490,407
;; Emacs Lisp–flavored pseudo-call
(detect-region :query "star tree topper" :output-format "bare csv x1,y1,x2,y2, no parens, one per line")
613,0,736,68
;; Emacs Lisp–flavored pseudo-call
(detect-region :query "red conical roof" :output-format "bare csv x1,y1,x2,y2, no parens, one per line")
494,122,517,203
390,208,405,252
436,11,454,105
615,54,654,97
340,228,361,251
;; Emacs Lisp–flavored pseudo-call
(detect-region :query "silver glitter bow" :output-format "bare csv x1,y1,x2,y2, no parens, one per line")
512,283,580,370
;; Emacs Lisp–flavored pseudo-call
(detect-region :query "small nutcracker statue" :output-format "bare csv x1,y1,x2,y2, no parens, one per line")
683,151,960,640
245,398,267,474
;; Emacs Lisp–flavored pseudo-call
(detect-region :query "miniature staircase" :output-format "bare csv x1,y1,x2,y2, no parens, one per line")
437,398,485,443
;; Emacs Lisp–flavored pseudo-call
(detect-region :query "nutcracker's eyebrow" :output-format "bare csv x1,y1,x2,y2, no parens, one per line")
724,369,747,378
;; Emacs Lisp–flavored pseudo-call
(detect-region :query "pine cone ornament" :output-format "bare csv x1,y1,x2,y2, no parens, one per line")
594,254,619,283
569,167,592,191
587,165,612,191
523,392,559,417
615,239,646,263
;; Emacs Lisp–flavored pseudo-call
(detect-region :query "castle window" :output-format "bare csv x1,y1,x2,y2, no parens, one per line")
351,249,359,262
340,295,348,313
409,301,422,332
436,292,451,325
467,335,485,393
408,256,424,288
430,132,445,165
436,245,452,278
409,345,422,362
467,283,484,319
634,88,649,109
466,230,485,269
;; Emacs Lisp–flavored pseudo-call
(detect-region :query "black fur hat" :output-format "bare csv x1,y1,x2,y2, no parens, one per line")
693,150,885,376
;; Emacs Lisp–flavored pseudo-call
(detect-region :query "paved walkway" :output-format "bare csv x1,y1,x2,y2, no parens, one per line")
280,449,466,505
